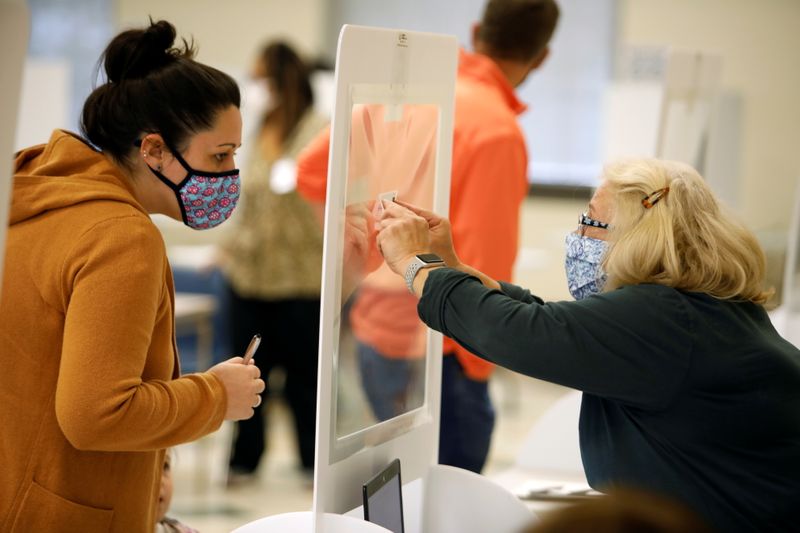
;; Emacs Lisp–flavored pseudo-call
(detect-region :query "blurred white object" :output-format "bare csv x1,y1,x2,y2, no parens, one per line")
311,69,335,119
232,511,392,533
270,157,298,194
603,47,722,169
421,464,535,533
769,178,800,348
603,48,741,210
243,77,274,117
491,390,591,515
15,59,70,151
514,390,586,479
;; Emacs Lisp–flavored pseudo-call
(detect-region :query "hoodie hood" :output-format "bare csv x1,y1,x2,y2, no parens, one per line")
10,130,146,225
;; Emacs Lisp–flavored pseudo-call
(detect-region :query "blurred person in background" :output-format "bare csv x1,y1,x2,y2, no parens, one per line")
219,41,328,483
296,0,560,474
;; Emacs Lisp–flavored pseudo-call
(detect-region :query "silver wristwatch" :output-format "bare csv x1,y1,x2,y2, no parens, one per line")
404,253,445,293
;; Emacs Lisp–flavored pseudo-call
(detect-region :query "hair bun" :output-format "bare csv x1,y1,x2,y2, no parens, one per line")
103,19,191,83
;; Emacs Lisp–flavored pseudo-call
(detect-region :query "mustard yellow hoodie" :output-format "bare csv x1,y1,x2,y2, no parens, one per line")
0,131,226,532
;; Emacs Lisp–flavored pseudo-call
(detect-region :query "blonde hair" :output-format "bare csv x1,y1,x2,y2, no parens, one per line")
601,159,772,305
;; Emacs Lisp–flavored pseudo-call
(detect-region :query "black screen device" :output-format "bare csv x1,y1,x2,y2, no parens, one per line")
362,458,405,533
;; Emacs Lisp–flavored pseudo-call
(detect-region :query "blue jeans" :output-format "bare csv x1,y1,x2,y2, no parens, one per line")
439,354,495,473
357,341,425,422
357,342,494,473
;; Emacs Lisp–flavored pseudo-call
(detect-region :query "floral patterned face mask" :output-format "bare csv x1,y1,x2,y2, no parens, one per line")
564,232,608,300
146,146,240,230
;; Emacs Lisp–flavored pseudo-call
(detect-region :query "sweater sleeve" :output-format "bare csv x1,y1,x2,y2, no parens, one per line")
499,280,543,305
419,268,694,410
56,216,226,451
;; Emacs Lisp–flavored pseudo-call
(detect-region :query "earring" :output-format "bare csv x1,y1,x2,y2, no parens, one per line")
156,164,162,171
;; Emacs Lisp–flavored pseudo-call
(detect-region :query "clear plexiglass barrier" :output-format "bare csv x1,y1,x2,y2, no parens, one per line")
334,102,439,441
314,26,457,522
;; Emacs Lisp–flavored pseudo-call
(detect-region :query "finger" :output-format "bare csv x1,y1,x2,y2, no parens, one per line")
376,232,386,256
250,365,261,378
394,200,439,223
253,395,262,408
227,356,244,364
255,378,266,394
376,217,401,231
381,200,415,219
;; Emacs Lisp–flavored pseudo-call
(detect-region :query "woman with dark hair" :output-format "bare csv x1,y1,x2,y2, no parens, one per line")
0,20,264,532
219,41,328,481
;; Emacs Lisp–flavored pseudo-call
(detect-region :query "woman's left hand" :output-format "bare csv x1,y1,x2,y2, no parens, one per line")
376,201,432,276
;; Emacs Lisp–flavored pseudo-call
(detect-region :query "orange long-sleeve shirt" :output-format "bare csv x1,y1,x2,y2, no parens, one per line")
0,131,227,532
297,50,529,381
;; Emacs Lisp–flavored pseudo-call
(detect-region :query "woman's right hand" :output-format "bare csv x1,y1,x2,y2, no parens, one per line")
397,200,460,267
208,357,265,421
378,201,461,268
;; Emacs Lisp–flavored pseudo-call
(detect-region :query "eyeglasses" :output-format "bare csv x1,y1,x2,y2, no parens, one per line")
579,212,610,230
578,212,611,237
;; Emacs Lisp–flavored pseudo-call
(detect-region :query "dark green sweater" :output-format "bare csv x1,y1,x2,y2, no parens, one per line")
418,268,800,532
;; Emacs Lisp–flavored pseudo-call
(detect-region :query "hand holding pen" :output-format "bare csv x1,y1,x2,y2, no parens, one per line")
208,333,264,420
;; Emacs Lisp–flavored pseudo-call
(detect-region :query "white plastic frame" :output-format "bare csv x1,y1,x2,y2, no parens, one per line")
313,24,457,524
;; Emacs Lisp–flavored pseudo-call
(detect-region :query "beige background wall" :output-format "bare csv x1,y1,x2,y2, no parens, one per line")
115,0,328,76
618,0,800,232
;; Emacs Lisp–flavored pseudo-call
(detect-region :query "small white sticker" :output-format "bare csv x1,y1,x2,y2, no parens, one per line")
374,190,398,218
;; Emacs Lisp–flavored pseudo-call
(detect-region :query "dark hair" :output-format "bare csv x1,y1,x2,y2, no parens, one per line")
80,19,240,168
258,41,313,143
477,0,560,62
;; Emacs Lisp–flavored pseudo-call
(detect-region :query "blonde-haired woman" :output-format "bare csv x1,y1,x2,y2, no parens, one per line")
375,159,800,533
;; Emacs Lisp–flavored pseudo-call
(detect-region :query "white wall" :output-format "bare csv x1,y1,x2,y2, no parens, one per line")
618,0,800,231
14,59,70,151
115,0,328,76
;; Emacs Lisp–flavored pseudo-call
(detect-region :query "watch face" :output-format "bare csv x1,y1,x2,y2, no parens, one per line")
417,253,443,264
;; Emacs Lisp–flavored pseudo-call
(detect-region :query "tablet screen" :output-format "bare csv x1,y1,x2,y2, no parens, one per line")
363,459,404,533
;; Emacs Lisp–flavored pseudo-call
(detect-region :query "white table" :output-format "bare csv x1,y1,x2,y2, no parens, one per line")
174,292,217,371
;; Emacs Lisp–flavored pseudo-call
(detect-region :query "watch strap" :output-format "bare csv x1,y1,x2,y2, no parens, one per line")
404,254,444,293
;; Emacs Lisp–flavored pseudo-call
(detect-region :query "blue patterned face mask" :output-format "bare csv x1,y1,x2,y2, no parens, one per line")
149,147,240,230
565,232,608,300
136,138,240,230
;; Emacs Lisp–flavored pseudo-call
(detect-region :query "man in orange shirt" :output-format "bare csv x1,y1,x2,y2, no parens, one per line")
297,0,560,472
